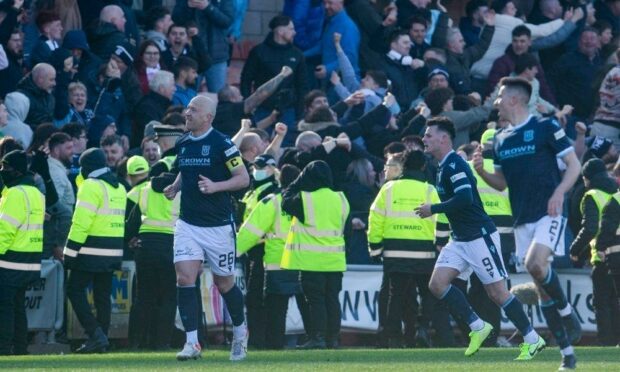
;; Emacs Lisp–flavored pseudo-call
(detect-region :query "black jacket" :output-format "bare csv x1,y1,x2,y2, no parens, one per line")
282,160,334,224
16,75,55,128
161,36,211,73
88,21,129,61
172,0,234,64
380,56,426,108
240,33,307,116
0,49,24,99
132,91,171,147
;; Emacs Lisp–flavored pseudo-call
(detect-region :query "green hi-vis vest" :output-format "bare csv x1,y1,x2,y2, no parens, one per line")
0,185,45,283
469,159,513,233
281,188,350,272
137,182,180,235
582,189,613,264
241,181,275,222
64,179,127,269
237,193,292,270
368,179,448,259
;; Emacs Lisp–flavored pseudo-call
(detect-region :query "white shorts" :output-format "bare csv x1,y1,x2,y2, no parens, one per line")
435,231,507,285
514,215,566,272
173,219,236,277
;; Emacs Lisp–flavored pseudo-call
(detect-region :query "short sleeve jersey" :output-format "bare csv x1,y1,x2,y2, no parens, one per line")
175,128,244,227
436,151,495,241
493,116,573,226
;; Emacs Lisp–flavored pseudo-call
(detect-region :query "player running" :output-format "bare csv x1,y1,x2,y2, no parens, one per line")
473,78,581,371
164,96,250,361
416,117,545,360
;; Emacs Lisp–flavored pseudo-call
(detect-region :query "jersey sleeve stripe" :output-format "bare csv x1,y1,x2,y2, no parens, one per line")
555,146,575,158
453,184,472,193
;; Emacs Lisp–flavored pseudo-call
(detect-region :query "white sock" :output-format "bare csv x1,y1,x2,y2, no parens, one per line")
523,330,539,344
233,323,247,339
558,304,572,317
561,346,574,356
186,330,198,345
469,318,485,332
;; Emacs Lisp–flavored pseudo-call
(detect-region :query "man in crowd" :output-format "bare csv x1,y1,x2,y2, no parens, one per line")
16,63,56,128
172,0,234,93
30,10,62,67
89,5,128,61
172,56,199,107
241,15,308,132
133,70,176,147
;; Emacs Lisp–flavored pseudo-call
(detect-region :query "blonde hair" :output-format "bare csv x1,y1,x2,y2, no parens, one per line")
68,81,87,95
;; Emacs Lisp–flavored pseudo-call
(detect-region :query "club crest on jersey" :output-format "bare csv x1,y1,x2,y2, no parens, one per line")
523,130,534,142
201,145,210,156
449,162,455,169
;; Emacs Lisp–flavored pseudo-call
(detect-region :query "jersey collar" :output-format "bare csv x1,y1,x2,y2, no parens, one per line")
439,150,455,167
189,127,213,141
509,115,534,131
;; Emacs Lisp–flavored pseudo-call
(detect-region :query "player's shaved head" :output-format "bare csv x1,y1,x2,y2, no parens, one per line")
190,95,217,116
184,95,217,134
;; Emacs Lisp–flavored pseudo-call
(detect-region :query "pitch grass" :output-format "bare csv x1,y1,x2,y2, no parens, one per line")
0,347,618,371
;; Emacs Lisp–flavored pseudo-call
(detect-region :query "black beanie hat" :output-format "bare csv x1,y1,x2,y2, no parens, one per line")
79,148,107,176
1,150,28,174
582,158,607,181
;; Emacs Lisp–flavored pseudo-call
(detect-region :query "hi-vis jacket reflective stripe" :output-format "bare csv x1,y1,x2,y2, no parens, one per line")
367,179,449,260
137,182,180,234
64,178,126,271
469,159,513,231
237,193,292,270
582,189,613,264
127,182,148,204
0,185,45,284
281,188,349,272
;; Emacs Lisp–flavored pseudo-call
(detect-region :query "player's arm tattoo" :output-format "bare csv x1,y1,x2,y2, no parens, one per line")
244,72,287,114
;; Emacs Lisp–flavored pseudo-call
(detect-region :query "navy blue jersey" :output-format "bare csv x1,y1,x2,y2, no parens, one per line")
436,151,496,241
175,128,244,227
493,116,573,226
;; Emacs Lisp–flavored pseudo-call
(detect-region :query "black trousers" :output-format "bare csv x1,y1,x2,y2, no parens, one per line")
263,293,290,349
133,235,177,349
377,272,418,345
385,272,436,339
301,271,342,340
246,255,266,348
468,274,500,346
0,285,27,355
592,263,620,345
67,270,113,337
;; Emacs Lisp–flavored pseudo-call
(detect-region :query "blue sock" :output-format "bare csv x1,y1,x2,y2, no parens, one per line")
540,269,569,312
221,284,245,327
177,286,198,332
540,300,570,349
440,284,481,328
502,295,534,337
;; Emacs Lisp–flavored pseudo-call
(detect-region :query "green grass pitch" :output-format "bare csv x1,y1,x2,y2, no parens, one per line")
0,347,618,371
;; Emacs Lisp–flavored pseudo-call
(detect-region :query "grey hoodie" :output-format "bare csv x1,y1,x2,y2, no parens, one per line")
144,30,167,52
4,92,34,149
